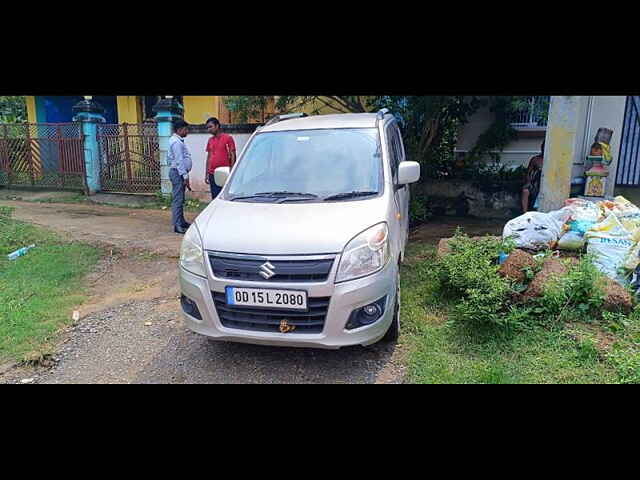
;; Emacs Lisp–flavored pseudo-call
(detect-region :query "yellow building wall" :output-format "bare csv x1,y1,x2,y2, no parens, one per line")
183,96,219,124
26,96,37,123
116,96,142,123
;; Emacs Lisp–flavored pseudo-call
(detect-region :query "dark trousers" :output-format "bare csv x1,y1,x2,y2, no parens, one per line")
209,173,222,199
170,168,187,228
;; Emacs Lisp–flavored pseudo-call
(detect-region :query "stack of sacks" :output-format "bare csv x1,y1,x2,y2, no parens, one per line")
584,213,635,285
504,196,640,286
558,199,603,250
502,208,572,251
604,197,640,275
566,196,640,285
601,196,640,232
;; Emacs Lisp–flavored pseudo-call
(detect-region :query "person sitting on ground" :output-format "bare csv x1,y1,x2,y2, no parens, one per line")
522,140,545,213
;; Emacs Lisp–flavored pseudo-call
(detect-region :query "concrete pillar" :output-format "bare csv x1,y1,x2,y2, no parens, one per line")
25,96,38,123
538,96,589,212
152,97,184,196
72,98,106,195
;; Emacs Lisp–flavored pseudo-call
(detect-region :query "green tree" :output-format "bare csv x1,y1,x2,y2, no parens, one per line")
369,96,486,177
223,95,545,180
0,96,27,123
224,95,372,123
224,96,273,123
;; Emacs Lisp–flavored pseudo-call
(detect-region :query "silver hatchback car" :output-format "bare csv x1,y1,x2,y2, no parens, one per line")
178,110,420,349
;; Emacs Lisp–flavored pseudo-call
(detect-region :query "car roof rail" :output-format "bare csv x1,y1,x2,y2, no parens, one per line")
375,108,391,126
264,112,308,127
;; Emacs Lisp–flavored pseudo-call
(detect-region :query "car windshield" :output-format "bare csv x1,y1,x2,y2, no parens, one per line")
224,128,382,202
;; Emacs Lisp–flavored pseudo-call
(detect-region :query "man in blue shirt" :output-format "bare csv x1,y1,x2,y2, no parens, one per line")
168,119,192,234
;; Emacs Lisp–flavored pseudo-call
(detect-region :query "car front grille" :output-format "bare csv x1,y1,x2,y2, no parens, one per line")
209,255,334,283
212,292,330,334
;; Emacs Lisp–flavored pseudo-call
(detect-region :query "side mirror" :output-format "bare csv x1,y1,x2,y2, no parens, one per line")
397,161,420,185
214,166,230,187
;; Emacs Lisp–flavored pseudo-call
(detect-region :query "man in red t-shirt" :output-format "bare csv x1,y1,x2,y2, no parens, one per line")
204,117,236,199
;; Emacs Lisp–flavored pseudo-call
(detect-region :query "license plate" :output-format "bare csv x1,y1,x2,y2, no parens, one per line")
226,287,308,311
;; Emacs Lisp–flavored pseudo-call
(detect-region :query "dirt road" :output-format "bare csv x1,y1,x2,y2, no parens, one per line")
1,199,406,384
1,200,185,257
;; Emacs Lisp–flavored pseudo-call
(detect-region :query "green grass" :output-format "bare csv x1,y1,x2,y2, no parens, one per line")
1,191,88,204
1,190,207,213
0,206,101,363
399,242,635,384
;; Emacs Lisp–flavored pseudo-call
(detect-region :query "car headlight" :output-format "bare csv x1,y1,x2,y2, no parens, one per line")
336,223,390,283
180,223,207,278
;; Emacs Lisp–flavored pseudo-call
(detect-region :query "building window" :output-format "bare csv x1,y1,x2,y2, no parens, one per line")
509,96,550,128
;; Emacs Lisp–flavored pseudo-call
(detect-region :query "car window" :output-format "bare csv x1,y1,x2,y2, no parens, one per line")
395,124,405,163
237,134,272,184
387,123,401,182
226,128,382,200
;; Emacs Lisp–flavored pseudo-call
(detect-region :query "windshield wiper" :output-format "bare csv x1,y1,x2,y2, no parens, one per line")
229,191,319,202
323,191,379,201
255,191,318,197
276,196,319,203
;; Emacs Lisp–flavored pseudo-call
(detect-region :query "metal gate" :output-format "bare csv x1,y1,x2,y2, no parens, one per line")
97,123,160,194
0,123,86,190
616,96,640,186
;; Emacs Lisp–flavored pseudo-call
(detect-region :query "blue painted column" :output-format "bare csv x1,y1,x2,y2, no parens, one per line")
34,96,47,122
72,99,105,195
153,98,184,196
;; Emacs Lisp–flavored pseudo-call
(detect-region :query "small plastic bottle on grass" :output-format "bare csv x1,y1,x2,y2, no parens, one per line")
7,244,36,261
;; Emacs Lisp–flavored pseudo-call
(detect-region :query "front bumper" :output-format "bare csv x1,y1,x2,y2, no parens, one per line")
179,255,397,349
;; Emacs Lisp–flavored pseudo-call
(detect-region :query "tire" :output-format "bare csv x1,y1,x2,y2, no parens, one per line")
382,271,401,343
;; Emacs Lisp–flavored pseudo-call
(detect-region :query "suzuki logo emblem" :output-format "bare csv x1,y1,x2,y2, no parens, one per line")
259,261,276,280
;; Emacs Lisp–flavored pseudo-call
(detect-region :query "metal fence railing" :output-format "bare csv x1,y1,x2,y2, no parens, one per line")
97,123,160,194
616,96,640,186
509,96,550,128
0,123,86,191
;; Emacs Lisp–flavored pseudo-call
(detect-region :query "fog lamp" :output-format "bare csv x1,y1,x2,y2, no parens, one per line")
345,297,387,330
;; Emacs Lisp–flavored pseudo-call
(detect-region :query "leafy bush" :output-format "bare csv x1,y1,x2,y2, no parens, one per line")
409,189,432,226
0,96,27,123
437,231,518,326
468,164,527,195
436,231,613,329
